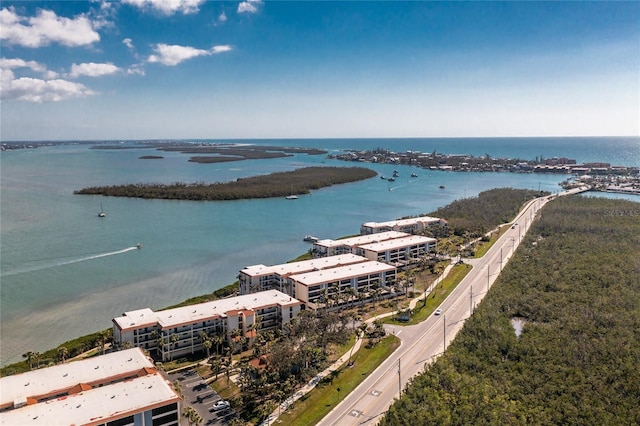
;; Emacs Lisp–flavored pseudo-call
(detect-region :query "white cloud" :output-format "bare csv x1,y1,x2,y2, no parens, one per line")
0,7,100,48
237,0,262,14
147,43,232,66
123,38,134,49
122,0,204,15
218,11,227,22
0,57,59,78
211,45,232,54
1,69,94,102
127,64,145,76
69,62,120,78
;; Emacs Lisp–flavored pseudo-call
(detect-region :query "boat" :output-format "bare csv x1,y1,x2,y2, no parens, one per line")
439,185,445,189
411,173,418,177
285,185,298,200
303,235,318,243
388,177,395,182
98,203,106,217
393,171,399,177
380,175,386,179
136,243,143,249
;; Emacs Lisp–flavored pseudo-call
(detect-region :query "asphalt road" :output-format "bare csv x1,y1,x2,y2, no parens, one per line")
316,191,575,426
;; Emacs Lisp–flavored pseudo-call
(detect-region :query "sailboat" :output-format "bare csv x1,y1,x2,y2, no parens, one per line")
98,202,106,217
285,185,298,200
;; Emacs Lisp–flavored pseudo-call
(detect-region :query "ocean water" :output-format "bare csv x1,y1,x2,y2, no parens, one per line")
1,137,638,366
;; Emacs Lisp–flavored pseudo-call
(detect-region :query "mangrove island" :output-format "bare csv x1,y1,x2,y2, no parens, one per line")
74,166,378,200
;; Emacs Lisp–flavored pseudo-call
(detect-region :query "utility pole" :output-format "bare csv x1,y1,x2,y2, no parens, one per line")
443,315,446,353
470,285,473,315
397,358,401,396
487,264,490,293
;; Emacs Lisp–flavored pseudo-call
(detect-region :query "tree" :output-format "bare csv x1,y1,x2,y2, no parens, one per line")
57,346,68,364
169,333,179,360
22,351,35,370
199,331,212,359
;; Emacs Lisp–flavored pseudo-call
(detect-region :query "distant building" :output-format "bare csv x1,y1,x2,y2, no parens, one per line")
0,348,181,426
360,216,446,235
112,290,302,362
312,231,408,257
238,254,369,295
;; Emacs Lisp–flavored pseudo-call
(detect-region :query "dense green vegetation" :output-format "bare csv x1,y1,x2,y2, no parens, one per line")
425,188,546,237
74,166,377,200
380,196,640,425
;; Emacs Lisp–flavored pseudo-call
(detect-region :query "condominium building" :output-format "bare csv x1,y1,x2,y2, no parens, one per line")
112,290,302,362
358,234,437,265
360,216,446,235
286,260,397,309
311,231,408,257
238,254,369,295
0,348,181,426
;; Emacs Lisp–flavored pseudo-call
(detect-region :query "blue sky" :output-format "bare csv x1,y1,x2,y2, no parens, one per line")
1,1,638,141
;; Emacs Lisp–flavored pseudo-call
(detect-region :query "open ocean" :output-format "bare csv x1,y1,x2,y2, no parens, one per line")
1,136,638,366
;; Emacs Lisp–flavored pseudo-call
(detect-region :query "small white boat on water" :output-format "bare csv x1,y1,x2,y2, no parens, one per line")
303,235,318,243
286,185,298,199
98,203,106,217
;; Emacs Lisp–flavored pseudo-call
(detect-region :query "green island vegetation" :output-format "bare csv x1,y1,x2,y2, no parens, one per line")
380,196,640,425
74,166,377,200
139,155,163,159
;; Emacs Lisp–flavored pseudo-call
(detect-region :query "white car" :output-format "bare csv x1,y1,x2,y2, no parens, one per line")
212,400,230,411
434,308,442,315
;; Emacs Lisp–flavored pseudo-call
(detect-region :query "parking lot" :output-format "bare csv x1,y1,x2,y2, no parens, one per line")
169,368,236,425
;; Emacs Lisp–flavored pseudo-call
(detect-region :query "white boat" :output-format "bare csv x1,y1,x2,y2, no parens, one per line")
411,173,418,177
303,235,318,243
285,185,298,199
98,203,106,217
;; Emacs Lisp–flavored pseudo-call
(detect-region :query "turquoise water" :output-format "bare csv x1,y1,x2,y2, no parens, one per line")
1,137,638,365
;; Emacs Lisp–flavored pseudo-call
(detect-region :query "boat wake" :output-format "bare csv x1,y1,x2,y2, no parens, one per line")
1,246,140,278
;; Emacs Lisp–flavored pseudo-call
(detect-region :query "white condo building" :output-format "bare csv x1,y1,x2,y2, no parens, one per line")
238,254,370,295
311,231,409,257
0,348,181,426
239,254,398,307
287,260,397,309
112,290,302,362
360,216,446,235
311,231,436,265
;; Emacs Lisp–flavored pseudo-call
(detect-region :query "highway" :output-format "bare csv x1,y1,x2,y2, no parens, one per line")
316,189,588,426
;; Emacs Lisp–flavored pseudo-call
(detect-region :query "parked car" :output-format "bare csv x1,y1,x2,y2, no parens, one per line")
434,309,442,315
212,400,230,411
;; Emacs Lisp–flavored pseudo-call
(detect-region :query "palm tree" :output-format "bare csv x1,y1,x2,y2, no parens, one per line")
199,331,212,359
22,351,35,370
57,346,68,364
169,333,179,361
211,333,223,356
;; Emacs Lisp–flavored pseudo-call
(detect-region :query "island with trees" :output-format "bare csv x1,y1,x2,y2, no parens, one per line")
74,166,377,200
